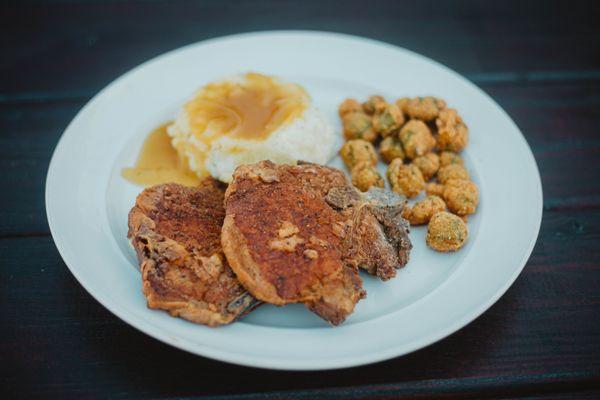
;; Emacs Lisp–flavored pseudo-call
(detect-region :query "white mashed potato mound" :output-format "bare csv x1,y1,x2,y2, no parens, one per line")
167,74,336,183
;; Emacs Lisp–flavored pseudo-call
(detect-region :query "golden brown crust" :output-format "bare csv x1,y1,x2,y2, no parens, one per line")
342,112,377,142
372,103,404,137
439,151,463,167
223,161,412,324
426,211,468,252
437,164,470,184
436,108,469,152
387,160,425,199
128,182,257,327
339,139,378,170
412,153,440,181
221,213,284,305
223,161,370,325
338,98,362,117
223,162,358,299
362,95,387,115
443,179,479,215
379,135,405,163
399,120,436,159
403,195,446,225
350,162,385,192
425,182,446,197
401,96,446,121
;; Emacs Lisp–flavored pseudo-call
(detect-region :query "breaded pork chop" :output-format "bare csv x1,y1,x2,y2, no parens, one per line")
222,162,365,325
293,162,411,280
128,181,258,327
222,161,412,325
326,185,412,280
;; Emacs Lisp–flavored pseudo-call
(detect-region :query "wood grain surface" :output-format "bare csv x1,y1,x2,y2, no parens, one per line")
1,0,599,398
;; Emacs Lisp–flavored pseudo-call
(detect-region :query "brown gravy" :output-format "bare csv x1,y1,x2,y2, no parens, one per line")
121,123,201,187
185,72,307,141
122,73,307,187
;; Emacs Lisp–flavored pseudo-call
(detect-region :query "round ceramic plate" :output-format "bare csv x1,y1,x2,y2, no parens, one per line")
46,31,542,370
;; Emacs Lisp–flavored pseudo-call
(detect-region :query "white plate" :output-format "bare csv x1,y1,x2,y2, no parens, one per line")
46,31,542,370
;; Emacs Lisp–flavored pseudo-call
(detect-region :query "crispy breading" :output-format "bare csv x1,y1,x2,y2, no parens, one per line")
436,108,468,152
399,120,436,159
426,211,468,252
412,153,440,181
338,98,362,117
128,181,258,327
379,135,405,163
222,161,412,325
351,162,385,192
437,163,470,184
340,139,378,170
443,179,479,215
222,162,363,325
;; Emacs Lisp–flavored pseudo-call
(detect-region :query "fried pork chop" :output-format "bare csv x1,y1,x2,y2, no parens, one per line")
326,185,412,279
128,180,258,327
221,161,411,325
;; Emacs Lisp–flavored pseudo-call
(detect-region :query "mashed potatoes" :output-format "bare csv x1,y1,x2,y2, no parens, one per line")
168,73,336,182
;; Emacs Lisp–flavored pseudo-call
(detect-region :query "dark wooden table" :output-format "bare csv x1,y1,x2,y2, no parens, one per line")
2,1,599,398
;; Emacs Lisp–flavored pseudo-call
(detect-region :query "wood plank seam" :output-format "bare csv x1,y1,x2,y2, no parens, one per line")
167,373,600,399
1,70,599,104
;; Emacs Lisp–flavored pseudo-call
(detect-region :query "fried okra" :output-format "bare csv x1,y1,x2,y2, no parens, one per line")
437,163,470,184
362,95,387,115
351,162,385,192
338,98,362,118
436,108,468,152
426,211,468,252
403,195,446,225
342,112,377,142
387,159,425,198
412,153,440,181
439,151,463,167
340,139,377,170
443,179,479,215
379,135,405,163
399,96,446,121
372,103,404,137
396,97,409,113
425,182,445,197
399,120,436,159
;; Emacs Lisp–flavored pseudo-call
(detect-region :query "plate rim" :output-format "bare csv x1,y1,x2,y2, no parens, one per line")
46,30,543,370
